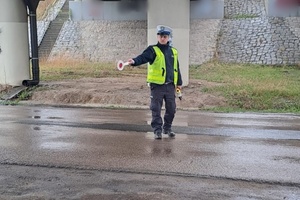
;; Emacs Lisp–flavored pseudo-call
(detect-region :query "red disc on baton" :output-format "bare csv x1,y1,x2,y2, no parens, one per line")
117,60,124,71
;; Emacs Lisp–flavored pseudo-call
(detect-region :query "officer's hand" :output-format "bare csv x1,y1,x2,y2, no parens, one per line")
127,59,135,65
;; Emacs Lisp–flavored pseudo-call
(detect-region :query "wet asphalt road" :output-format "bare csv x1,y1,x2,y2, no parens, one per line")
0,105,300,199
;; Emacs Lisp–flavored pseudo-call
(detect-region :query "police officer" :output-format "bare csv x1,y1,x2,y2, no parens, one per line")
127,25,183,139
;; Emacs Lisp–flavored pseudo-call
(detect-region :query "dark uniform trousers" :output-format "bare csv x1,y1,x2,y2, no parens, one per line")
150,83,176,133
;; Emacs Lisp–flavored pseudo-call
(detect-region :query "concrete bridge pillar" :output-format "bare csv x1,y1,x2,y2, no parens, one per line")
0,0,30,86
147,0,190,86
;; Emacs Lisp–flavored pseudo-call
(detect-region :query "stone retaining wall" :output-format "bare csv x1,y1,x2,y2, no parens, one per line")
219,0,300,65
224,0,266,18
44,0,300,65
50,20,221,65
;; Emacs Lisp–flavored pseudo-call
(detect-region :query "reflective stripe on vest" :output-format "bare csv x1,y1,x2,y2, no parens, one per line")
147,46,178,85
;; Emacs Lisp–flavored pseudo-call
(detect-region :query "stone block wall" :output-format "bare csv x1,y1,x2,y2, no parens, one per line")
218,17,300,65
44,0,300,65
49,19,221,65
50,21,148,62
224,0,266,18
218,0,300,65
190,19,221,65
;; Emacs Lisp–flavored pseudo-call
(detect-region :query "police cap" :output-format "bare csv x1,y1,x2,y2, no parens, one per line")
157,25,172,36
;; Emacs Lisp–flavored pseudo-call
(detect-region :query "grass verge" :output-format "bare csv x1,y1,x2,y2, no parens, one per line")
190,62,300,113
0,87,35,106
40,60,147,81
39,59,300,113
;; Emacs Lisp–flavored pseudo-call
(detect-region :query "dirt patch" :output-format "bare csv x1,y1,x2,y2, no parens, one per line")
0,85,12,95
1,76,227,109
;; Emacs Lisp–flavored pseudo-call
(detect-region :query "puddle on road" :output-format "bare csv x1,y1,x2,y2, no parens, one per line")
145,132,188,140
31,116,41,119
217,113,300,130
262,139,300,148
33,126,41,131
47,117,64,120
40,142,74,150
28,116,65,120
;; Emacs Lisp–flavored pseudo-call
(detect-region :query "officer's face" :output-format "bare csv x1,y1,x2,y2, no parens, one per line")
157,34,169,45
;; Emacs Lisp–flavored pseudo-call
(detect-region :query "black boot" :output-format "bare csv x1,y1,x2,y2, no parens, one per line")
154,131,162,139
163,129,175,138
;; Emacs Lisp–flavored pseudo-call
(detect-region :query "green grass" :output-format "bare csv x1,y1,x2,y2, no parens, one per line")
190,62,300,113
231,14,258,19
0,87,34,105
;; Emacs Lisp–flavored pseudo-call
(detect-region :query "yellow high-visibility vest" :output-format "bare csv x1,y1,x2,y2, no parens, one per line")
147,46,178,85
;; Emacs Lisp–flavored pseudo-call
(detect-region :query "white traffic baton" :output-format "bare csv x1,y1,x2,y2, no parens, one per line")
117,60,130,71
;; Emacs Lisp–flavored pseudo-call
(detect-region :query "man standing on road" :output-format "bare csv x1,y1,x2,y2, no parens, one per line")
127,25,183,139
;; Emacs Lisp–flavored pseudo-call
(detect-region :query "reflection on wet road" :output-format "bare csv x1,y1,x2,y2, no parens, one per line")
0,105,300,186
